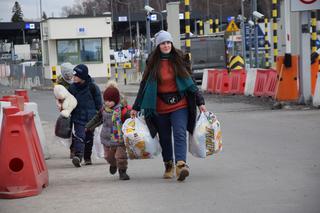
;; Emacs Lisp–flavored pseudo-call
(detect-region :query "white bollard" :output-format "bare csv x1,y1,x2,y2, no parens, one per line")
201,69,209,92
313,72,320,107
244,68,257,96
24,102,51,159
0,101,11,135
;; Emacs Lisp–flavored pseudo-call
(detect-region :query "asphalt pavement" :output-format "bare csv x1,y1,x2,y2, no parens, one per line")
0,83,319,213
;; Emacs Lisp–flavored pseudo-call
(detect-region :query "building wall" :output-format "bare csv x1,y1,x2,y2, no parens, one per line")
46,17,112,39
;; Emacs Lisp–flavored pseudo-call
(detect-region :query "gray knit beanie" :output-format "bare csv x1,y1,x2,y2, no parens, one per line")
155,30,173,47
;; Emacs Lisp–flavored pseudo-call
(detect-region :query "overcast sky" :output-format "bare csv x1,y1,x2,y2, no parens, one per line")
0,0,75,22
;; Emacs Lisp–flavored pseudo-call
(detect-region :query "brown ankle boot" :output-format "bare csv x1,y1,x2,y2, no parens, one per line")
163,161,174,179
119,169,130,180
176,161,189,181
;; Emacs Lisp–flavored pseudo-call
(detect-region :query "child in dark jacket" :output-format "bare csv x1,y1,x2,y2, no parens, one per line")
86,81,130,180
68,64,102,167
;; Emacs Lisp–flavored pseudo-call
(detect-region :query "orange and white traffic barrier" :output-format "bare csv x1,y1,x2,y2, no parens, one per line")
228,69,246,95
313,72,320,107
0,107,49,199
201,69,208,92
0,101,11,135
24,102,50,159
244,68,257,96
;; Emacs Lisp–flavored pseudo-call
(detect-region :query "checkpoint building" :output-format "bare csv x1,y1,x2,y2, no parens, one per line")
40,15,112,81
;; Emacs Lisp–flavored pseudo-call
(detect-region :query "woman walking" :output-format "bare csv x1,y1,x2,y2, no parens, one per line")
131,30,206,181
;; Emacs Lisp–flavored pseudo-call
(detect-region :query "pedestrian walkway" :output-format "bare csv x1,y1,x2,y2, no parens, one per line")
97,82,140,97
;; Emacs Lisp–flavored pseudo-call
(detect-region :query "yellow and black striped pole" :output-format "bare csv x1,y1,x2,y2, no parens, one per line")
209,18,213,34
123,68,127,85
215,18,219,33
272,0,278,64
107,63,111,80
311,11,317,53
184,0,191,59
264,18,270,68
115,63,118,82
52,66,57,85
199,20,204,35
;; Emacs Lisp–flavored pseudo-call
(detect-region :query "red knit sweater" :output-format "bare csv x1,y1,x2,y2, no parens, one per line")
156,60,188,114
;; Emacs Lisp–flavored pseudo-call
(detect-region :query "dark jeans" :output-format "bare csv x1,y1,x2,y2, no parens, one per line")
70,133,75,152
73,123,94,161
153,108,188,163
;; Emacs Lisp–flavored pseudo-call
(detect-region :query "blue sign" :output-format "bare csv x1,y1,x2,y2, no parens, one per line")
25,23,35,30
128,48,135,54
227,16,235,23
244,24,265,50
78,27,85,33
118,51,123,57
316,39,320,48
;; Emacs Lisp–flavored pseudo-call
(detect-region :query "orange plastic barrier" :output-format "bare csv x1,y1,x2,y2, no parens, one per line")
253,70,269,97
0,95,24,111
15,89,29,102
215,70,229,94
0,107,48,199
229,69,246,95
311,58,319,96
263,69,278,98
206,69,219,93
275,56,299,101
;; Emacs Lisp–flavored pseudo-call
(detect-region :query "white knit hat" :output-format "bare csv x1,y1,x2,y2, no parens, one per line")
60,62,74,84
155,30,173,47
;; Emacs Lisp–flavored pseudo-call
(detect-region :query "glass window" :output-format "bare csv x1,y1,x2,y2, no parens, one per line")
57,39,102,64
80,39,102,62
57,40,79,64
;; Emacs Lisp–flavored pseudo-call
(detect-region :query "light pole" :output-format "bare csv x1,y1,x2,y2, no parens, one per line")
211,2,228,31
151,11,164,30
253,0,258,67
116,0,132,48
240,0,246,66
144,2,152,54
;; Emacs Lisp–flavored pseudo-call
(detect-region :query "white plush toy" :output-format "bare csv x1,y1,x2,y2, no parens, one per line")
53,85,78,118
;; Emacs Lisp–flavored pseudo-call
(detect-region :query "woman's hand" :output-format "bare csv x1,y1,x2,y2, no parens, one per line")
130,109,138,118
198,105,207,112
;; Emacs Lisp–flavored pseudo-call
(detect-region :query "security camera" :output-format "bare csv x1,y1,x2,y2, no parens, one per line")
253,11,264,19
248,20,255,26
237,15,246,21
144,5,154,13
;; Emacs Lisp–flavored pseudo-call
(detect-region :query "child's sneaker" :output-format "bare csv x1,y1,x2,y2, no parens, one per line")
109,165,117,175
84,159,92,165
176,161,189,181
119,169,130,180
72,156,81,168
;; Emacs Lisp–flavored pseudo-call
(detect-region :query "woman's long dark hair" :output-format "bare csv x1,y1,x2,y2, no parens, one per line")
142,44,191,82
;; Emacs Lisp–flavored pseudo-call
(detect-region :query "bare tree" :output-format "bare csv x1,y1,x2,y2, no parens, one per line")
60,0,272,19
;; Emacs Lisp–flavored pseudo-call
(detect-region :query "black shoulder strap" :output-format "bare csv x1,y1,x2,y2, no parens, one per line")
89,82,96,98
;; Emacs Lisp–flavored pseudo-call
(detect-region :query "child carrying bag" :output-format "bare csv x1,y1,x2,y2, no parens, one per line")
189,111,222,158
55,115,72,139
122,115,161,159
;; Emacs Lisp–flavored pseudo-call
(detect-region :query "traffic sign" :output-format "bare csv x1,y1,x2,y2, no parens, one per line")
227,16,235,23
291,0,320,11
226,20,239,32
244,24,265,50
118,51,123,57
128,48,135,54
25,23,35,30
